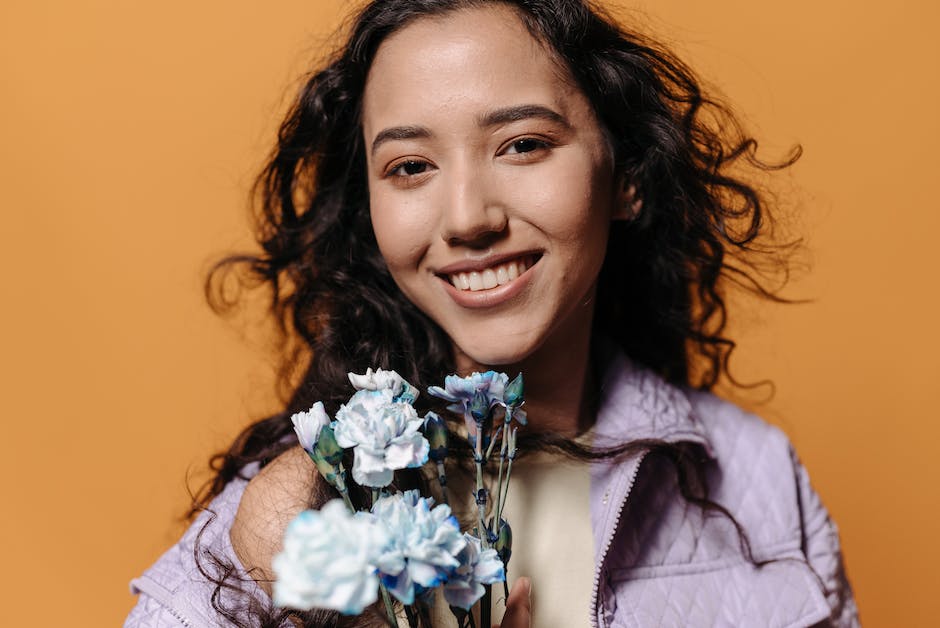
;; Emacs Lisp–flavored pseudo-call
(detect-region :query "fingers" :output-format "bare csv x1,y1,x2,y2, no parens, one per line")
495,577,531,628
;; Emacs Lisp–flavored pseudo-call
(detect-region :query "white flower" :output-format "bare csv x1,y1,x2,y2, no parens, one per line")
290,402,332,453
371,490,466,605
333,389,430,487
348,368,418,404
442,533,506,610
272,500,388,615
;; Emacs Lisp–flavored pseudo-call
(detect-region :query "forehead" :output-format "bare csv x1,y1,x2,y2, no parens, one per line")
362,5,585,138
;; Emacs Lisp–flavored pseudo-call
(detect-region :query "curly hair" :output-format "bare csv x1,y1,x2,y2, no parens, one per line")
196,1,800,625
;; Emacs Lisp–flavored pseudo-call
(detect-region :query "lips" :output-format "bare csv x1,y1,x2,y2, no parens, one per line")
447,256,537,291
436,254,539,293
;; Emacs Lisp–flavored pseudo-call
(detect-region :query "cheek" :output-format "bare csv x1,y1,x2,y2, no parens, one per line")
369,193,433,271
508,157,614,247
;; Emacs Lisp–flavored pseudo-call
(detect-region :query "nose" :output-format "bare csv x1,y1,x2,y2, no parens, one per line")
439,166,508,246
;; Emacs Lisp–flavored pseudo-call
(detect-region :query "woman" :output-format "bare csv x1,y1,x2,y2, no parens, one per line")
126,1,858,626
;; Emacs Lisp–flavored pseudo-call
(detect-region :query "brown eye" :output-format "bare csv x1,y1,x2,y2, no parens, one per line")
510,138,542,153
390,160,429,176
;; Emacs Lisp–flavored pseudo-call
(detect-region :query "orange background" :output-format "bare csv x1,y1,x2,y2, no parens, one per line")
1,1,937,625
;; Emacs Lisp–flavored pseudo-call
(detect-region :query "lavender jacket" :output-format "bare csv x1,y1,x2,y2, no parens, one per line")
126,353,858,627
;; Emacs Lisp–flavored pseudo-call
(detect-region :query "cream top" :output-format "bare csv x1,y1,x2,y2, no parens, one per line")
417,447,594,627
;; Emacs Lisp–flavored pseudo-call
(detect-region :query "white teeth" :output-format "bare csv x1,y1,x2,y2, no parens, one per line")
448,257,533,292
481,269,498,289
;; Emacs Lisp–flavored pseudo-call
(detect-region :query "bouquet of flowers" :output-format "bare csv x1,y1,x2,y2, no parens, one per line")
272,368,526,627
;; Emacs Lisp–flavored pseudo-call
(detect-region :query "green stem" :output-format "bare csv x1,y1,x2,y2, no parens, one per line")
380,584,397,627
436,461,449,504
497,458,513,525
339,489,356,514
480,584,492,628
494,435,508,525
475,457,487,548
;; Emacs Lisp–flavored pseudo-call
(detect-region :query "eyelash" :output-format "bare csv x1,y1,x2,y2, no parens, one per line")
502,137,552,156
383,136,554,180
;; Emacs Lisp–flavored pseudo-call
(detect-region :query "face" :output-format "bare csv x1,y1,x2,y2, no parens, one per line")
362,6,622,373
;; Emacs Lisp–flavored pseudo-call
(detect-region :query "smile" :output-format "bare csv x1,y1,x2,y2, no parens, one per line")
447,256,537,292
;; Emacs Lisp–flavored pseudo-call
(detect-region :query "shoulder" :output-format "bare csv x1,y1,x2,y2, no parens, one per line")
230,446,324,595
126,450,319,626
127,462,267,626
682,389,848,559
684,389,859,623
684,389,794,464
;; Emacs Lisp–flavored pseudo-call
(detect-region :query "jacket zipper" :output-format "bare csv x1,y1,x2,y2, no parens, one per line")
131,576,196,627
589,451,647,628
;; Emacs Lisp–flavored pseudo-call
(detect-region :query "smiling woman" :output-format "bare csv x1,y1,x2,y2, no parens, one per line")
124,1,858,627
364,7,622,383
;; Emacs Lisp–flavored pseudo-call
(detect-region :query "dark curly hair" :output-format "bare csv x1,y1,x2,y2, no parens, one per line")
195,0,800,625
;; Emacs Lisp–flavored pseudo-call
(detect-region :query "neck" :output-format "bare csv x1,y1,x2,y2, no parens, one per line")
453,304,598,438
516,332,595,437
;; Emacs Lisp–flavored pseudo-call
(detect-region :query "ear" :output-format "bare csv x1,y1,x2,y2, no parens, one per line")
612,181,642,222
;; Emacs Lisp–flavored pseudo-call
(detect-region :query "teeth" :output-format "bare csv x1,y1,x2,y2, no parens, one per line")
481,269,498,289
448,257,532,292
468,271,483,291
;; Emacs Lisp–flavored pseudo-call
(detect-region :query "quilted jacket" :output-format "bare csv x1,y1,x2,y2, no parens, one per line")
126,352,858,627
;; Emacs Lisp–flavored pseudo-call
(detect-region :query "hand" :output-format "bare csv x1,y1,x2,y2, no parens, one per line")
495,577,531,628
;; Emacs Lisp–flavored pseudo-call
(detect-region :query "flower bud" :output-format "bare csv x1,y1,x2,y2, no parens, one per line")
314,424,344,466
493,518,513,568
469,390,489,422
423,412,448,463
504,373,524,408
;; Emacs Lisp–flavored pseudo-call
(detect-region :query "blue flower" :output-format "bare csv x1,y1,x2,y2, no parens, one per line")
272,500,388,615
442,533,506,610
290,402,331,454
428,371,509,441
347,368,419,404
334,389,429,488
371,490,466,605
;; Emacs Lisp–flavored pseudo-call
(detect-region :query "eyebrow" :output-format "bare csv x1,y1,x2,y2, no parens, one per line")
478,104,570,129
370,104,569,157
371,125,432,157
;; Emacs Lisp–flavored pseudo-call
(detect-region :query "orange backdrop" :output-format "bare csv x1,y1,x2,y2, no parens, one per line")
1,1,937,625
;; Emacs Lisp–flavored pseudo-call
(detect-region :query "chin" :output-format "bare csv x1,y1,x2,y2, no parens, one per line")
452,334,541,372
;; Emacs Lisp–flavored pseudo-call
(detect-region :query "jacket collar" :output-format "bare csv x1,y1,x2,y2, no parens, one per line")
591,350,714,457
588,350,716,573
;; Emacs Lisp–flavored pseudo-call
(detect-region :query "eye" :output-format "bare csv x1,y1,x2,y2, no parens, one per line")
387,159,431,177
506,137,548,154
499,137,555,163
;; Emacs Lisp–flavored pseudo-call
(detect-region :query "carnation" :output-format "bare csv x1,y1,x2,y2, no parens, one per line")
347,368,418,404
333,388,429,487
442,533,506,610
372,490,466,605
272,500,388,615
290,401,331,453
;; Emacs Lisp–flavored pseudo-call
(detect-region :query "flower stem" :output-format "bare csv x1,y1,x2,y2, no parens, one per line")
436,461,449,504
480,584,492,628
380,583,397,627
474,417,489,548
339,489,356,514
475,459,488,548
493,434,508,525
497,457,513,525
